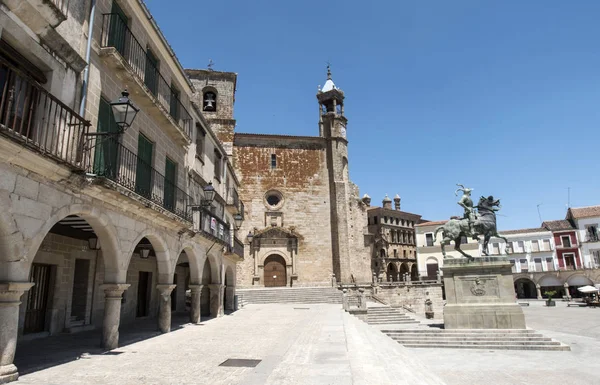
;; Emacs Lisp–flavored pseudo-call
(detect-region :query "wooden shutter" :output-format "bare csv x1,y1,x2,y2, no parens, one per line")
164,157,177,211
135,134,153,198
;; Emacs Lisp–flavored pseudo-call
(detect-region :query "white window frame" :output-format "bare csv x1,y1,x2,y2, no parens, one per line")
561,235,572,248
425,232,434,247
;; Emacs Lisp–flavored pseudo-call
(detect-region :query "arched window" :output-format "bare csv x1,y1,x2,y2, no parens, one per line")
203,91,217,112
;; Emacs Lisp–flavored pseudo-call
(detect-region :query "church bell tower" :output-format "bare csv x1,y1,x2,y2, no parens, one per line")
317,65,351,282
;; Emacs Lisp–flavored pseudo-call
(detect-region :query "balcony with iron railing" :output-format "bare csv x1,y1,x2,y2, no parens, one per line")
226,236,244,260
82,136,192,222
0,61,90,171
99,14,192,144
192,207,231,245
585,234,599,243
225,187,241,214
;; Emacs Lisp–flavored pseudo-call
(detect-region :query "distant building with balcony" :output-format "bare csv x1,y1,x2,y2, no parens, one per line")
541,220,582,270
566,205,600,269
0,1,244,382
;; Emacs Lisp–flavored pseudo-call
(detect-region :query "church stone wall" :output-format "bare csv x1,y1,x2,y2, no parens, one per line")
234,136,335,287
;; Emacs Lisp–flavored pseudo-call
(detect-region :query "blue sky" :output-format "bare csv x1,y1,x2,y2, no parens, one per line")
145,0,600,230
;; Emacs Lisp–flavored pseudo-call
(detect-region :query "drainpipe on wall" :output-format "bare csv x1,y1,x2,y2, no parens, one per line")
79,0,96,117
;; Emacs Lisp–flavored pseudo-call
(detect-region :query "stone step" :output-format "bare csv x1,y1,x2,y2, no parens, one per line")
369,320,420,325
393,339,562,346
388,334,552,343
381,329,536,334
401,343,570,351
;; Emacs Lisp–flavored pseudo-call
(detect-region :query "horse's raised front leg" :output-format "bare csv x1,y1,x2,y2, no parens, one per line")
494,233,510,254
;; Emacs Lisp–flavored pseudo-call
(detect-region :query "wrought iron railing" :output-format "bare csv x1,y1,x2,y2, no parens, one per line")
586,234,599,242
82,136,192,221
192,208,231,245
99,13,192,139
0,62,90,169
231,237,244,258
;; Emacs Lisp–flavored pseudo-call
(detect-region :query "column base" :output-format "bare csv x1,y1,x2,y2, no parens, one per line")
0,364,18,384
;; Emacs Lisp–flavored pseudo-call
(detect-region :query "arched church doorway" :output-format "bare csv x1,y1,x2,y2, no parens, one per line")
399,263,409,281
264,255,286,287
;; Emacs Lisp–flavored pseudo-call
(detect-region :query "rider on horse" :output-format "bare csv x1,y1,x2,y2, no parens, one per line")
455,184,477,239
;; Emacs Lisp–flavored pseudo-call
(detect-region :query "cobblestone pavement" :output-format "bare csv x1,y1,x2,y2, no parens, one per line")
16,301,600,385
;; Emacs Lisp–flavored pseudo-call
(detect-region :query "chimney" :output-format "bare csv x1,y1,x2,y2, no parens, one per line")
394,194,401,210
382,194,392,209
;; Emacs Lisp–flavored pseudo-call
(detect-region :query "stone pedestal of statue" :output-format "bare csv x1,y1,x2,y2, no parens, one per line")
442,258,525,329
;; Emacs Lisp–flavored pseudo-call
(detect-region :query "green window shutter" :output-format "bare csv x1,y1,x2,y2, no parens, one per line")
169,87,180,121
164,157,177,211
108,2,128,56
135,134,153,198
145,50,158,96
93,98,119,177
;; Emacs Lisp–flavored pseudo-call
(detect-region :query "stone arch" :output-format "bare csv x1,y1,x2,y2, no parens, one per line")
126,231,172,283
538,274,564,287
380,249,386,259
175,243,202,284
514,277,537,299
204,253,221,284
264,254,287,287
399,262,410,281
341,156,348,181
258,249,291,267
225,266,234,286
25,204,121,282
567,274,593,287
202,86,218,112
410,263,419,280
386,262,397,282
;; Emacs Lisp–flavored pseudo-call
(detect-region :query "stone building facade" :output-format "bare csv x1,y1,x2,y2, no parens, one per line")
365,194,423,283
186,67,373,288
0,1,244,382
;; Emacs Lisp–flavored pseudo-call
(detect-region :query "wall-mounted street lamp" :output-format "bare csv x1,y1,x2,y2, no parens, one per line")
190,182,216,212
233,213,243,230
111,89,139,132
88,236,100,250
246,231,254,245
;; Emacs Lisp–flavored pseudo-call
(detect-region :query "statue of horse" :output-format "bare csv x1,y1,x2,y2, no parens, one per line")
433,196,509,261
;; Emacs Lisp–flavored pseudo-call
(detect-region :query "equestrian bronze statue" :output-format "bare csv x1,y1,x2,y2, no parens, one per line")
434,185,508,260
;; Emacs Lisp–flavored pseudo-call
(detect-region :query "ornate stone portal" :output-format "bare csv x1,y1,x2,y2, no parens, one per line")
442,258,525,329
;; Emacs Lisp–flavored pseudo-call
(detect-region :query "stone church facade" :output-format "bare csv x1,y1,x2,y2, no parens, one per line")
187,68,373,288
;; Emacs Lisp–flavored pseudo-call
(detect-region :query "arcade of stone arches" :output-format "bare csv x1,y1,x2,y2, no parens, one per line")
0,204,237,366
514,272,600,299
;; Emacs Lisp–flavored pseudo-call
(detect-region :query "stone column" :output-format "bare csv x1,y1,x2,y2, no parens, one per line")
100,283,130,351
225,286,235,311
188,284,203,324
564,283,571,301
208,284,224,318
156,284,176,333
536,284,542,300
0,282,34,384
342,289,349,311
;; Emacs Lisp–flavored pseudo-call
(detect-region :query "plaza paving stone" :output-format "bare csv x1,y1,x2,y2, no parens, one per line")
15,301,600,385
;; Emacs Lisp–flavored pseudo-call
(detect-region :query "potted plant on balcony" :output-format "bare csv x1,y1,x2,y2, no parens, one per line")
545,290,557,307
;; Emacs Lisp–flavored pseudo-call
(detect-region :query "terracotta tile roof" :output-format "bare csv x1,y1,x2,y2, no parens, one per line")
499,228,548,235
567,205,600,219
415,220,448,227
542,220,575,231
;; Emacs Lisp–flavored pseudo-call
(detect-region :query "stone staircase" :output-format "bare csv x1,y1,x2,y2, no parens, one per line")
381,329,570,351
367,306,420,325
236,287,342,304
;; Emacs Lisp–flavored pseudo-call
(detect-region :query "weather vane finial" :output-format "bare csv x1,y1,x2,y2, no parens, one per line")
326,61,332,80
208,59,214,71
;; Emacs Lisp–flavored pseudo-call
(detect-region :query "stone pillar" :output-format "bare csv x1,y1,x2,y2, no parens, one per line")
101,283,130,351
536,284,542,300
156,284,176,333
564,283,571,301
0,282,34,384
225,286,235,311
188,284,203,324
342,289,349,311
208,284,224,318
358,288,367,310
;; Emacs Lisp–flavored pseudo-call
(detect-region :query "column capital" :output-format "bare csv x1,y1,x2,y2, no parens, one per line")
156,284,176,301
100,283,130,299
188,284,204,293
0,282,35,304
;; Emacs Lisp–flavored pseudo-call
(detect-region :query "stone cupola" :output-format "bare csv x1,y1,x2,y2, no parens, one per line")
382,194,392,209
362,193,371,207
394,194,401,210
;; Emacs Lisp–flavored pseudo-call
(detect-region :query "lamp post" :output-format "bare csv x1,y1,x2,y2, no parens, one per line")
246,231,254,245
233,213,243,231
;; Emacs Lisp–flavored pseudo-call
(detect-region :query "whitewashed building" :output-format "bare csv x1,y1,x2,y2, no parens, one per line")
566,206,600,269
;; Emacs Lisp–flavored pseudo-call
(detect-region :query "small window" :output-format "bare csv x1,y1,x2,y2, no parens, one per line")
506,242,514,254
543,239,551,251
374,216,378,224
531,240,540,252
203,91,217,111
195,123,205,159
403,250,407,258
515,241,524,253
561,235,571,248
492,243,500,255
384,216,388,223
271,154,277,169
214,150,222,181
425,233,434,247
264,190,284,210
394,249,398,257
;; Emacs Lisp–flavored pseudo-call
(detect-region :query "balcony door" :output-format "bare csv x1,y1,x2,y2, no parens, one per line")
135,134,153,199
144,49,159,96
93,97,119,178
164,157,177,211
108,2,128,57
